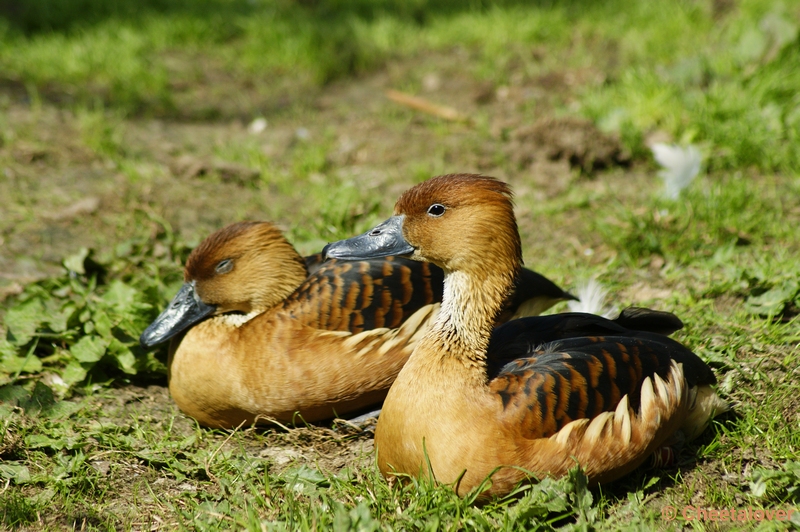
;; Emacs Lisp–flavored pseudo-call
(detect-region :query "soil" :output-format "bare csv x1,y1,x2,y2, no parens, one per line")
0,54,632,286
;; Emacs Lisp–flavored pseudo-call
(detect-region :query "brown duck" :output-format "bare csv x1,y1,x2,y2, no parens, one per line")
140,221,575,428
323,174,728,497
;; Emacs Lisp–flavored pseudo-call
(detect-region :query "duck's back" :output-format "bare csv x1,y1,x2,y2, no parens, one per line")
486,308,690,377
489,330,717,439
285,256,444,332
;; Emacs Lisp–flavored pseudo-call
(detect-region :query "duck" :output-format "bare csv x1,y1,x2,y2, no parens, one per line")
322,174,728,497
140,220,576,429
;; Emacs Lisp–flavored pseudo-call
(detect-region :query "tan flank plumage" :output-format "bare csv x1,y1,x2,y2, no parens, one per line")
323,174,728,497
140,221,574,429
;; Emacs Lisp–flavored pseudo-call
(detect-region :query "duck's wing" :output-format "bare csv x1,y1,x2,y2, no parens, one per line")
613,307,684,335
285,256,444,333
489,332,716,441
497,269,578,322
303,253,326,276
292,256,573,333
486,308,684,376
488,333,725,484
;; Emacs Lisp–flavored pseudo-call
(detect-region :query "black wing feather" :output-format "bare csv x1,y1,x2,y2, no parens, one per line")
486,309,716,439
286,256,443,332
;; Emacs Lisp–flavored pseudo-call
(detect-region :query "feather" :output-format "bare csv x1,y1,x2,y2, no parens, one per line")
567,278,617,319
651,143,702,200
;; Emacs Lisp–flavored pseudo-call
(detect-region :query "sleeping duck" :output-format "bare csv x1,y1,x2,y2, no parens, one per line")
140,220,575,428
323,174,728,497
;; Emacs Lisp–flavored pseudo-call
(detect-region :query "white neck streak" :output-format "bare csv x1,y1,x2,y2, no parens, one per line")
426,268,513,367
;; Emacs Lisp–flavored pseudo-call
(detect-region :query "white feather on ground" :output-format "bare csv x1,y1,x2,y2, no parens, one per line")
567,278,618,319
651,143,702,200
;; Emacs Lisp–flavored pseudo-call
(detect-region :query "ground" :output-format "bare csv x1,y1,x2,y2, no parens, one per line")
1,31,798,530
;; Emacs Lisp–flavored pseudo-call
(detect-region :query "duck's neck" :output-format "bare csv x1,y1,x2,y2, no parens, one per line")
424,265,517,373
249,249,309,313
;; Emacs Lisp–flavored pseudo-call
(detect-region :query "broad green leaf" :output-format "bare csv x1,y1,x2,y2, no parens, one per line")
41,400,82,420
116,309,151,339
0,382,57,415
333,502,381,532
101,280,138,312
4,299,46,346
63,247,90,274
108,338,136,374
137,350,168,375
92,309,114,338
0,463,31,484
26,434,66,450
46,302,77,333
568,466,591,505
745,279,799,316
282,464,330,491
61,360,89,386
0,355,43,375
530,477,570,513
0,337,17,358
22,381,56,412
0,385,29,404
30,488,55,506
70,335,107,363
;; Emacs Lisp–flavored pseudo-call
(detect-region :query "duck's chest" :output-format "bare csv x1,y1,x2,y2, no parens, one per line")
374,355,497,481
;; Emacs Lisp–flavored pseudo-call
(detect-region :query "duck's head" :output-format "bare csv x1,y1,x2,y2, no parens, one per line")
323,174,522,275
140,221,307,348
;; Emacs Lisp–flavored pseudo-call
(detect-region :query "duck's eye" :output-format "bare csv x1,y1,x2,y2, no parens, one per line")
427,204,446,217
215,259,233,274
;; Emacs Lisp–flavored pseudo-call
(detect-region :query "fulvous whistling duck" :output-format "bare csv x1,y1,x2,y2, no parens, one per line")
323,174,728,497
140,221,575,429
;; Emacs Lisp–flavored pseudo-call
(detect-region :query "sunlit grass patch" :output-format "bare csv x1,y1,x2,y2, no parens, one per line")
2,0,798,173
170,458,593,530
580,1,800,172
593,171,799,265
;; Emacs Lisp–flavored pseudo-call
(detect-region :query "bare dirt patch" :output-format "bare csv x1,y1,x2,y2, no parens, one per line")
508,116,630,174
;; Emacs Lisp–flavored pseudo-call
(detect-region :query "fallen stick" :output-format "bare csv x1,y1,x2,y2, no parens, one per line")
385,89,469,123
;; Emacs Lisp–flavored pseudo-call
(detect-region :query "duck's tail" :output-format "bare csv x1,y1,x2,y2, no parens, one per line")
680,384,729,442
540,360,690,485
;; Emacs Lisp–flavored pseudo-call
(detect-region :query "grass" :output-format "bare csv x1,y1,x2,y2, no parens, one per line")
1,0,799,529
2,0,798,169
